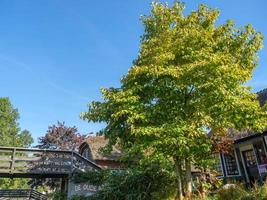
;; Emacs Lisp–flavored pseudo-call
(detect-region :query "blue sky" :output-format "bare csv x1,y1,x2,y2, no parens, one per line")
0,0,266,144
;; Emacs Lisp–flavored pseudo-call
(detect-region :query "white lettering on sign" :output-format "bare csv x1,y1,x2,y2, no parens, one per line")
75,185,81,192
83,184,99,191
73,183,98,192
69,181,101,198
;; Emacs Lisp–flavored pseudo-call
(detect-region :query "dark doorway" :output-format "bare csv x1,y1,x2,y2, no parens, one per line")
242,149,260,183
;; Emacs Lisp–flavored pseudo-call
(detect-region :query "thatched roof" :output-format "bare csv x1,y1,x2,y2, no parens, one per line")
81,136,122,161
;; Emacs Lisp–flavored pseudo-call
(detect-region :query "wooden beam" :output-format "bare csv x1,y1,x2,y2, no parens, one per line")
0,156,12,161
10,148,16,174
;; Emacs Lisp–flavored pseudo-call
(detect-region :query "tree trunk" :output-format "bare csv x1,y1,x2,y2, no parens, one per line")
175,158,184,200
185,159,193,199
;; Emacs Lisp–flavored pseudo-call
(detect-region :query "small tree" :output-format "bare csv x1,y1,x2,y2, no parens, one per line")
0,97,33,147
0,97,33,188
37,121,86,151
34,122,86,192
82,2,267,199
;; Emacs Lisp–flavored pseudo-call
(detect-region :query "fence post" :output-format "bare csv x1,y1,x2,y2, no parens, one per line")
10,148,16,174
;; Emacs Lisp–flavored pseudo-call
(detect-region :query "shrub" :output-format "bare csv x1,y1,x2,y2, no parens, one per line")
73,164,176,200
51,191,67,200
241,181,267,200
216,184,247,200
216,181,267,200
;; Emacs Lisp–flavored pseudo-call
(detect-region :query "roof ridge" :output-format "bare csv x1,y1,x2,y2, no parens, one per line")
81,136,122,161
88,135,104,138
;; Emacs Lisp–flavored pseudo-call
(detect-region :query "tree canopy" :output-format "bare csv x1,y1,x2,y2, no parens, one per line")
0,97,33,147
0,97,33,189
37,121,86,151
82,2,267,199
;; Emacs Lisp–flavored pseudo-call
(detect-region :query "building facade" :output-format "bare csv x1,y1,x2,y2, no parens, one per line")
215,131,267,184
215,88,267,184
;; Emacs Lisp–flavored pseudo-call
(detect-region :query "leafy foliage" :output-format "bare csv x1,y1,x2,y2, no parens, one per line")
0,178,31,190
82,1,267,199
210,129,235,154
0,97,33,147
37,121,86,151
34,122,86,191
0,97,33,189
215,182,267,200
49,191,68,200
74,162,176,200
74,169,111,187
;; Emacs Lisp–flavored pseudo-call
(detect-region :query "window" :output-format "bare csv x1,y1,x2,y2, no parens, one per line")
212,154,223,177
254,141,267,174
254,141,267,165
243,149,257,167
82,148,89,159
224,151,239,176
80,145,93,160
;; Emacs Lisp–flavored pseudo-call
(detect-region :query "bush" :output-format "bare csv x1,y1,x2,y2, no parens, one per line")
216,184,247,200
215,181,267,200
241,181,267,200
73,164,176,200
50,191,67,200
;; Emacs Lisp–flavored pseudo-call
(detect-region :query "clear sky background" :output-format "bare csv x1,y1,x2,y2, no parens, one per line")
0,0,266,144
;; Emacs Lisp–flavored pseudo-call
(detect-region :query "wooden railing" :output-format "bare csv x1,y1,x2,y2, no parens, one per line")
0,189,48,200
0,146,101,178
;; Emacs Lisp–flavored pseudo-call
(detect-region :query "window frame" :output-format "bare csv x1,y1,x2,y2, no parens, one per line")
212,153,224,178
222,149,240,177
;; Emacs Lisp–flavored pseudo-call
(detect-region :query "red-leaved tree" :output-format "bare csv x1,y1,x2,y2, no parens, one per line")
32,122,86,191
37,121,86,151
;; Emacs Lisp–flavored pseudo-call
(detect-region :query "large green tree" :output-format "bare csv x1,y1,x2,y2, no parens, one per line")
82,2,267,199
0,97,33,147
0,97,33,189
